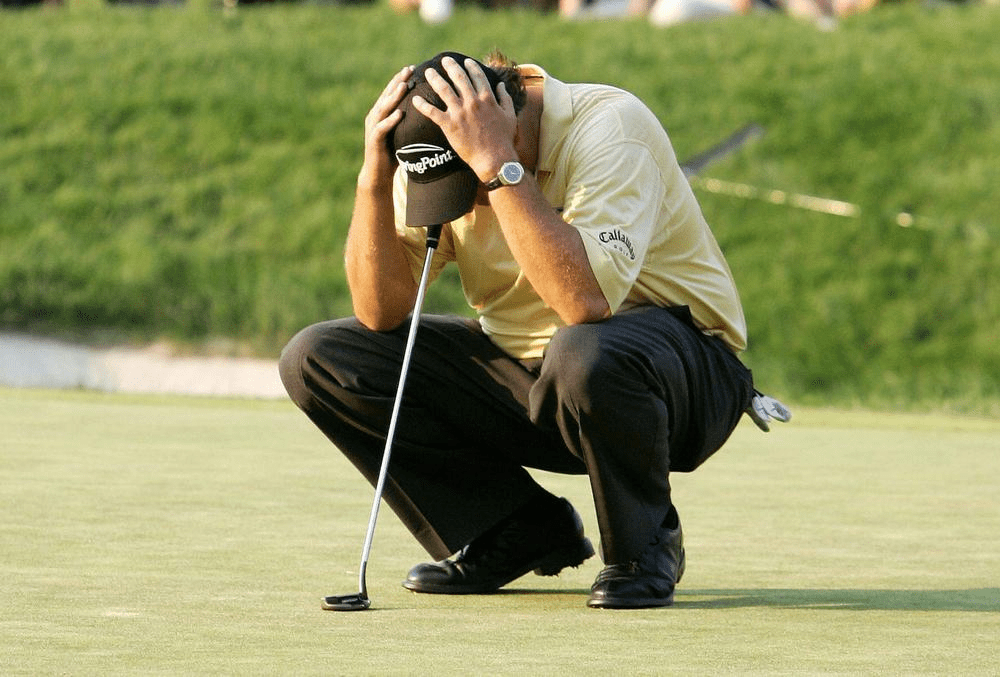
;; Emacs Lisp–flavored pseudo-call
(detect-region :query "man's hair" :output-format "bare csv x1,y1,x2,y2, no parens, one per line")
484,49,527,115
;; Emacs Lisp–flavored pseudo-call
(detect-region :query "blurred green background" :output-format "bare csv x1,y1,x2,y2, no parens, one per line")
1,0,998,412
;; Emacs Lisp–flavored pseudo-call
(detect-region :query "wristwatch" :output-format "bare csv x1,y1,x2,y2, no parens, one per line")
484,161,525,191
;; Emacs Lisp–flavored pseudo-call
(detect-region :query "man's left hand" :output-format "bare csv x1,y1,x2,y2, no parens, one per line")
411,56,520,184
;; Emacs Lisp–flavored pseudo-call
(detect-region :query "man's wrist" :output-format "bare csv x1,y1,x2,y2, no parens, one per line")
474,144,521,183
356,167,395,192
483,160,526,191
478,161,510,184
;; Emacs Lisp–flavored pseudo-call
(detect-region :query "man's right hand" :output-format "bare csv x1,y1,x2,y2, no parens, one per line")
359,65,415,188
346,64,421,332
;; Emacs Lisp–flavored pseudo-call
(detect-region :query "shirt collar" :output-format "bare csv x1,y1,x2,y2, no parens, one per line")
519,65,573,175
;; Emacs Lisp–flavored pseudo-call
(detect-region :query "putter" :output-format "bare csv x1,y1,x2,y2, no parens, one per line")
322,223,444,612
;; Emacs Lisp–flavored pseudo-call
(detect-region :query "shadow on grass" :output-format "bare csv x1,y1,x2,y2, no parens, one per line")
491,587,999,612
676,588,1000,612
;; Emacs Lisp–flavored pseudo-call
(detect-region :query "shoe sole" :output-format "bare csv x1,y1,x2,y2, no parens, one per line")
403,536,596,595
586,593,675,609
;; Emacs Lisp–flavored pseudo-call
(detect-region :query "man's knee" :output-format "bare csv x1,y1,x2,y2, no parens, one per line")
278,323,323,406
537,323,619,409
278,318,361,406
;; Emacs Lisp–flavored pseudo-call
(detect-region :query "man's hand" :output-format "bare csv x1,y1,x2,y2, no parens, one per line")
360,65,415,187
347,64,420,332
411,56,519,183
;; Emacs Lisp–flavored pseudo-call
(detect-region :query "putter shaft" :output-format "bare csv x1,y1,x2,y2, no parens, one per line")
340,224,442,609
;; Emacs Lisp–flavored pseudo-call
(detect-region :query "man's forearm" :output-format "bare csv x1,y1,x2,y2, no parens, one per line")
344,178,418,331
488,175,611,326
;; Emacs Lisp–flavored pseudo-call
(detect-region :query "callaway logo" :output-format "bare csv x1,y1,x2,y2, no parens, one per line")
396,143,456,175
599,229,636,261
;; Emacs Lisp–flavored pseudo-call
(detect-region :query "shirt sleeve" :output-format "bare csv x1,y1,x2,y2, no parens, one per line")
560,132,665,313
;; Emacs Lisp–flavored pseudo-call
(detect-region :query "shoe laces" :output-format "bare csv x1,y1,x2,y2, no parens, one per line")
595,561,641,582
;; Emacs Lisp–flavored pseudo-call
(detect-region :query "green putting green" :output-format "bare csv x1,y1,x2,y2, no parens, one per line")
3,388,997,674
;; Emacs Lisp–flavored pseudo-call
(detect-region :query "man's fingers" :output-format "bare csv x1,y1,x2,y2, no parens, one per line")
440,55,480,99
423,65,461,108
425,56,495,109
378,66,413,106
375,108,404,133
462,57,494,96
387,65,414,93
496,81,515,115
411,95,444,124
368,66,413,129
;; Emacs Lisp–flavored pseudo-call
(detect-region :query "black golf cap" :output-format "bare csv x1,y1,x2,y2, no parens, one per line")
392,52,504,227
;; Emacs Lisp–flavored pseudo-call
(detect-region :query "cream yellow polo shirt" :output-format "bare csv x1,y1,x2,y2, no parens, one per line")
393,66,747,360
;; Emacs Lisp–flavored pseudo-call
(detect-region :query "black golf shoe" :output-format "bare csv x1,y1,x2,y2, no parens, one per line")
587,510,686,609
403,496,595,594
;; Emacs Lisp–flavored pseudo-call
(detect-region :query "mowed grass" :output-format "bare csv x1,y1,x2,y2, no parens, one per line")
2,387,998,674
2,2,1000,411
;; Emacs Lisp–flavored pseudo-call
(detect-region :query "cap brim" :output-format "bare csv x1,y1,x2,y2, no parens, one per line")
405,167,479,227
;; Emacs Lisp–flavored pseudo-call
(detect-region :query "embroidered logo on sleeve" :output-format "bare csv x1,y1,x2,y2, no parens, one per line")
598,229,636,261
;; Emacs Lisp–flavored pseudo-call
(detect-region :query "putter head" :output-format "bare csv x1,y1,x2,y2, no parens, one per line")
321,593,371,611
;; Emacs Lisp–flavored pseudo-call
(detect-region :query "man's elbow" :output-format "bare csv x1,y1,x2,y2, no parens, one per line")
559,294,612,326
352,301,412,333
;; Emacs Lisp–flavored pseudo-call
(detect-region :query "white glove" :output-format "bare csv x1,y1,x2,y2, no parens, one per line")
747,389,792,432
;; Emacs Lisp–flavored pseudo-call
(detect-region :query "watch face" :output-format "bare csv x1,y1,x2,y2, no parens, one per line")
501,162,524,184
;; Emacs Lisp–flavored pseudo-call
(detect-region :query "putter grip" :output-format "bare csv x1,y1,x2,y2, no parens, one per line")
425,224,443,249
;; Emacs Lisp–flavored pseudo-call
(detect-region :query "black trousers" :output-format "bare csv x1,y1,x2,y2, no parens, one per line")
279,305,753,565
